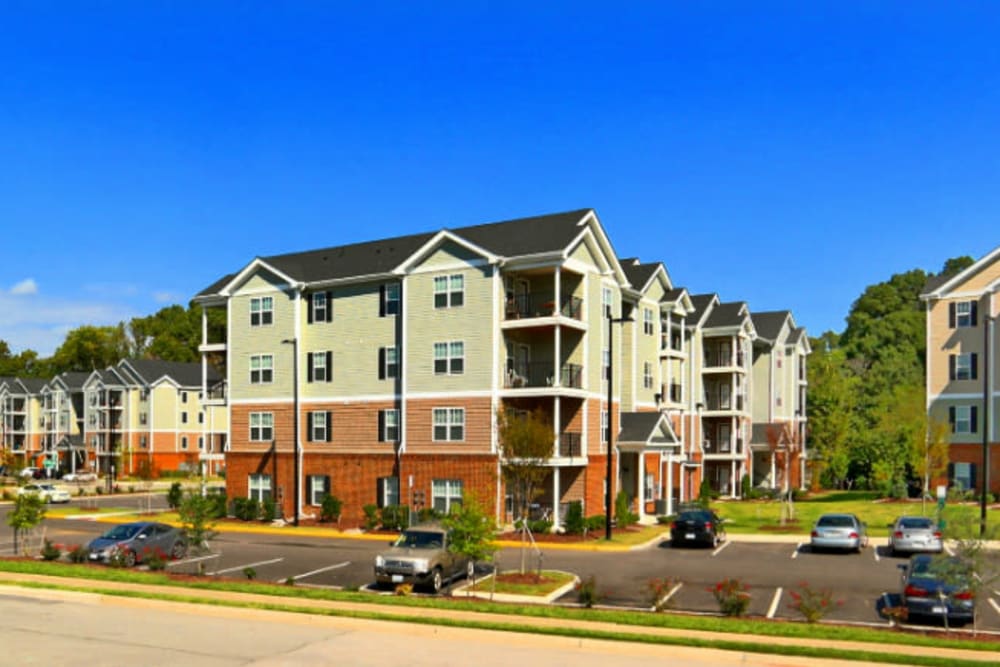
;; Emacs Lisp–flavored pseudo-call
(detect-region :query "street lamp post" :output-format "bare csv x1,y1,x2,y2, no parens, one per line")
282,338,300,527
606,310,633,541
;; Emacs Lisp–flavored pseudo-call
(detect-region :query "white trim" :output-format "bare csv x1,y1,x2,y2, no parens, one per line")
405,258,491,274
923,244,1000,297
928,391,1000,401
925,300,932,412
394,229,498,274
219,257,301,297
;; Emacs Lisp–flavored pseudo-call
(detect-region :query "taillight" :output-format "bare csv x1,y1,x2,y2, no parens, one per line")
704,522,713,530
811,530,818,537
849,531,859,539
893,531,903,538
933,531,942,539
670,522,678,530
904,584,928,597
954,591,974,600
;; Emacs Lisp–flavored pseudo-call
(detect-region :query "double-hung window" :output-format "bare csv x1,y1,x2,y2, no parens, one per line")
950,300,978,328
309,411,331,442
950,405,977,434
643,362,653,389
309,351,332,383
250,354,273,384
250,297,273,326
310,292,332,323
432,407,464,441
381,283,400,316
950,353,977,381
433,274,464,308
602,286,613,318
378,409,399,442
432,479,463,513
643,308,655,335
434,341,464,375
249,473,272,502
249,412,274,441
307,475,330,505
601,409,609,444
379,346,398,379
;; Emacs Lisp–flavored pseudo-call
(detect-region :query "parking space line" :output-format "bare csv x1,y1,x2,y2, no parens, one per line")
280,561,351,583
791,543,801,559
167,554,219,568
209,557,283,576
663,582,683,603
872,547,880,563
989,598,1000,617
766,587,783,619
944,544,954,556
711,541,730,557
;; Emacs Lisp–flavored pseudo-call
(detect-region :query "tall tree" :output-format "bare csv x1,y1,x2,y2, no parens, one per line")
497,406,552,573
49,324,130,373
805,335,858,488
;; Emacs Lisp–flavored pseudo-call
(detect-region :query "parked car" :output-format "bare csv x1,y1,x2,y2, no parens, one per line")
62,470,99,482
898,554,975,626
888,516,943,556
670,508,726,548
373,523,473,593
17,483,71,503
18,467,41,479
810,513,868,553
87,521,187,567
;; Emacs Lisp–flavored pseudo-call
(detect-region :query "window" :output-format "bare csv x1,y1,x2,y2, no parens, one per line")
249,473,272,502
950,300,978,328
249,412,274,441
307,475,329,505
643,362,653,389
432,407,464,441
602,286,613,318
602,348,610,382
379,409,399,442
310,292,332,323
643,308,655,335
601,409,609,443
250,296,273,326
950,353,978,381
309,351,332,383
432,479,463,513
139,435,147,449
198,436,204,450
309,411,331,442
379,346,399,379
951,462,976,491
434,341,464,375
434,274,464,308
645,473,656,500
198,412,204,424
181,412,188,424
381,283,400,316
140,390,149,402
181,391,188,404
180,436,188,450
950,405,978,434
139,412,148,425
250,354,274,384
378,476,400,507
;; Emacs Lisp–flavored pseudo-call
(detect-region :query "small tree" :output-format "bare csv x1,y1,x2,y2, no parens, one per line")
930,517,1000,635
7,492,46,555
441,492,498,594
166,481,183,510
497,407,552,573
178,490,218,556
913,419,950,514
136,457,157,514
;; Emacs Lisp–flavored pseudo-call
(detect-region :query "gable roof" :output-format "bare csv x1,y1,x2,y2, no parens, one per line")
920,244,1000,298
620,259,661,294
11,377,47,394
751,310,792,344
689,293,719,325
617,411,680,449
119,359,220,387
705,301,749,328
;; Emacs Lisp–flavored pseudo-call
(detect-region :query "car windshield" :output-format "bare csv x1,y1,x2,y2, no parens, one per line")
899,518,933,530
817,515,855,528
394,530,443,549
100,525,143,541
678,511,711,522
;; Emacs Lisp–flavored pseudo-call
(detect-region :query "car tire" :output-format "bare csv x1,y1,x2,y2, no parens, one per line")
171,541,187,560
429,568,443,594
124,550,137,568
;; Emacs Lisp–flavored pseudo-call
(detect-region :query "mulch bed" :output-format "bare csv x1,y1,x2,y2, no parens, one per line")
496,526,646,543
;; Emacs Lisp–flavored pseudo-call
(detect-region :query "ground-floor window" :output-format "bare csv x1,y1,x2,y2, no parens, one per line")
950,462,976,491
307,474,329,506
432,478,463,513
249,473,272,502
378,476,400,507
645,472,656,500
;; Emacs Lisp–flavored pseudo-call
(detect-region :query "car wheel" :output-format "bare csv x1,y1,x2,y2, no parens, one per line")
429,568,443,594
171,541,187,560
466,560,475,581
124,549,137,568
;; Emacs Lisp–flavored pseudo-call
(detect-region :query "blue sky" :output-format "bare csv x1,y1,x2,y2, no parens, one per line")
2,3,999,356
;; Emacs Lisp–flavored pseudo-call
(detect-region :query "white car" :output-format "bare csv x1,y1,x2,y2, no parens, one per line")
18,483,72,503
19,467,41,479
62,471,99,482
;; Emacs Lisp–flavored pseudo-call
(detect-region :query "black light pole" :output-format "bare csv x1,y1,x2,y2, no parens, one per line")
282,338,300,527
606,310,632,540
981,313,993,537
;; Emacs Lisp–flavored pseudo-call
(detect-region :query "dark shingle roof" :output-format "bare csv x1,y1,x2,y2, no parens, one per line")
663,288,686,302
122,359,221,387
689,294,717,323
15,378,47,393
621,260,661,293
920,273,951,297
751,311,791,343
196,272,237,298
618,412,667,443
788,327,806,345
705,301,747,328
449,208,592,257
58,372,91,390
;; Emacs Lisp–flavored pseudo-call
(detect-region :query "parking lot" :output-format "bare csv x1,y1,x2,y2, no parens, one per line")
24,505,1000,632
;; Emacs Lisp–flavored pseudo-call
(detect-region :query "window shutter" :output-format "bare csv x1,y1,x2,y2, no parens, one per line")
949,406,956,432
971,353,978,380
307,294,314,324
326,351,333,382
378,348,386,380
970,463,977,491
970,301,978,327
377,410,385,442
325,411,332,442
305,476,313,503
377,477,386,507
306,412,314,442
326,291,333,322
379,285,386,317
971,406,978,433
947,462,954,483
323,475,331,500
949,355,955,381
307,354,314,383
948,302,956,328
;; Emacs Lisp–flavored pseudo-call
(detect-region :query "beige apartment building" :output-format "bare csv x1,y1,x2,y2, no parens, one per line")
921,246,1000,493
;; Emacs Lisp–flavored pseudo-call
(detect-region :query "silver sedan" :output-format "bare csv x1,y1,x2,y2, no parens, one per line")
810,513,868,553
888,516,942,556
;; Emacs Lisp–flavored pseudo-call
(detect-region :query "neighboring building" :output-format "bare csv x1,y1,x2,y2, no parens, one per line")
1,378,47,466
41,371,89,474
194,208,809,526
921,247,1000,493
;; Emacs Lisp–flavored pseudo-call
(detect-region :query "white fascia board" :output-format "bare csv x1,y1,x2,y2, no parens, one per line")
393,230,498,274
150,376,182,390
925,244,1000,297
220,258,301,297
578,209,631,287
305,271,399,288
501,252,566,271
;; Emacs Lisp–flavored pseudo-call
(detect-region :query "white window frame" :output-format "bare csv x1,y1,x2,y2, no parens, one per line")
384,283,400,315
432,407,465,442
955,405,972,433
249,473,272,502
602,286,613,318
250,354,274,384
249,412,274,441
312,292,329,322
434,341,465,375
381,476,400,507
643,308,654,335
382,409,399,441
312,351,329,382
956,353,973,381
250,296,273,327
432,479,463,513
311,411,329,442
956,301,972,327
308,475,328,505
383,346,399,378
643,362,653,389
434,274,464,308
601,409,609,444
952,462,973,490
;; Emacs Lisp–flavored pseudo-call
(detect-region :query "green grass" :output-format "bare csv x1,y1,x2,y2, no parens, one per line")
711,491,999,537
1,558,995,657
488,570,575,595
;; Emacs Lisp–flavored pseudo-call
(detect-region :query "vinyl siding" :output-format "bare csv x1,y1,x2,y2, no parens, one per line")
230,269,297,401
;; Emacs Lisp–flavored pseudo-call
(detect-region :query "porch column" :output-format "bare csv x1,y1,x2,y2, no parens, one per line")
770,452,777,490
554,267,562,385
552,467,561,527
666,455,674,516
637,452,646,521
730,459,737,498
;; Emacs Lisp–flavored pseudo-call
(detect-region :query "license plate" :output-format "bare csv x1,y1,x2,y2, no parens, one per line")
931,606,946,614
685,533,695,540
391,574,403,583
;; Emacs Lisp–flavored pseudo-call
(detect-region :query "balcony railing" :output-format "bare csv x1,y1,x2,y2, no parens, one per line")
558,432,582,457
505,362,583,389
703,395,745,411
703,437,743,454
669,382,683,403
704,350,745,368
206,382,227,401
505,292,584,321
660,333,684,353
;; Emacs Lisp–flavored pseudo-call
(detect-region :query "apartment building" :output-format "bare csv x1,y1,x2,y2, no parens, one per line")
1,377,46,466
40,372,89,473
195,208,809,526
921,246,1000,493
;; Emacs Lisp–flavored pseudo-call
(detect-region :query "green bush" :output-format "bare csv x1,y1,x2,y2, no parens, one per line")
380,504,409,531
232,497,260,521
417,508,442,523
261,499,277,522
208,490,228,518
67,544,89,563
615,491,637,528
362,504,379,530
166,482,183,510
563,500,585,534
40,540,61,561
585,515,607,532
740,474,752,499
698,480,719,506
527,519,552,534
142,546,167,571
320,495,343,523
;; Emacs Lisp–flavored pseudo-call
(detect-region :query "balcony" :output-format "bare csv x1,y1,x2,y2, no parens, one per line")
668,382,682,403
558,432,582,457
505,362,584,389
660,332,684,356
703,437,744,455
703,395,745,412
204,381,227,405
704,350,746,368
504,292,583,322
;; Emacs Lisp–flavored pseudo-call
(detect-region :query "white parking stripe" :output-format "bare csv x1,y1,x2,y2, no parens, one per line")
989,598,1000,617
280,561,351,583
711,541,730,557
791,543,801,559
767,587,783,619
944,544,955,556
209,557,283,576
166,553,219,568
872,546,880,563
664,582,683,602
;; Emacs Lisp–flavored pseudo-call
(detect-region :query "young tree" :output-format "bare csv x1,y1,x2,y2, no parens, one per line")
497,407,552,573
873,382,926,497
913,419,950,514
441,492,498,594
178,490,219,556
7,492,47,555
805,338,858,489
931,517,999,635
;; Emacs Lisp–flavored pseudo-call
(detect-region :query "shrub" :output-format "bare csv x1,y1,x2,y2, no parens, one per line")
708,578,751,616
208,490,228,518
40,540,61,561
67,544,89,563
320,495,344,523
107,548,130,568
417,508,442,523
243,566,257,580
527,519,552,534
656,515,673,525
127,485,136,494
232,497,260,521
142,546,167,571
166,482,183,510
615,491,637,528
284,576,296,586
646,576,678,612
585,515,606,532
563,500,585,534
740,474,752,499
698,480,719,506
380,504,409,531
261,499,277,522
576,575,600,608
362,504,379,530
787,581,842,623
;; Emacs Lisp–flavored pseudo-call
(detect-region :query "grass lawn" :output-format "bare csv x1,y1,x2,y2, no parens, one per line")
711,490,999,537
487,570,576,596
